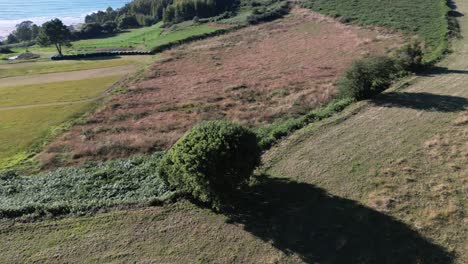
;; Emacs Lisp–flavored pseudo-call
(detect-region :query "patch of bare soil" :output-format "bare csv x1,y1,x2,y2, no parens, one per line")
40,8,403,167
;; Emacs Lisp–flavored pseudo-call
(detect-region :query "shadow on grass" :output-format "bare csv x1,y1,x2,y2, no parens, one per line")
225,175,453,264
371,92,468,112
416,66,468,77
80,55,122,61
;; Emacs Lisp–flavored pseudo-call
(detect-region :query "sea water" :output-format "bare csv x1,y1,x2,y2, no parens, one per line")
0,0,130,38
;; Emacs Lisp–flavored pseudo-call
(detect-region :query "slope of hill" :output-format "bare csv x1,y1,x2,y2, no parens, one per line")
39,8,403,168
0,1,465,263
302,0,451,62
264,1,468,261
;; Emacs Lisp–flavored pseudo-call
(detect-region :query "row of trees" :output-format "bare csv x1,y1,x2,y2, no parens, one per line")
3,21,41,44
85,0,238,29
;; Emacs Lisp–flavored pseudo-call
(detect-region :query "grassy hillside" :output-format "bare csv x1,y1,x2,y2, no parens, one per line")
302,0,450,62
0,0,465,263
263,1,468,261
72,22,220,52
39,9,404,167
0,65,138,171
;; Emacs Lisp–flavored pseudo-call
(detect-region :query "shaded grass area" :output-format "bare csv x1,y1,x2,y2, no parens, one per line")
0,75,121,107
226,175,453,263
0,153,170,220
264,88,468,262
0,58,134,78
302,0,450,62
0,103,93,170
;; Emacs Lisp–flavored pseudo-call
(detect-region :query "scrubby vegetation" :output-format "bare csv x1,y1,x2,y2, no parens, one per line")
256,98,353,149
0,154,170,219
158,121,261,209
302,0,450,62
337,56,399,101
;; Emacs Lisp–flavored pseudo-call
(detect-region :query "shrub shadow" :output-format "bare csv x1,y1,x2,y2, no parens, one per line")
225,175,453,264
416,66,468,77
371,92,468,112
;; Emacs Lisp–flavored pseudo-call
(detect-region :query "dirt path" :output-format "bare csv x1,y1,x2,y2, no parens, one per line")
0,65,137,88
0,98,97,111
265,1,468,262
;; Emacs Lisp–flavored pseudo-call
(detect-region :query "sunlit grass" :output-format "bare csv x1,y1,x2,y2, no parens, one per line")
0,58,134,78
0,75,121,107
0,103,93,169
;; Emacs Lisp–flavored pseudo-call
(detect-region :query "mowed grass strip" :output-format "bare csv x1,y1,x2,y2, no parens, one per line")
302,0,449,62
0,75,121,107
0,103,93,168
0,58,135,78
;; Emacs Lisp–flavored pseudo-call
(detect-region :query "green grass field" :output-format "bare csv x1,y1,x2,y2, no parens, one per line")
0,103,93,170
0,71,127,171
302,0,450,62
70,22,219,52
0,75,121,107
0,58,134,78
1,22,220,60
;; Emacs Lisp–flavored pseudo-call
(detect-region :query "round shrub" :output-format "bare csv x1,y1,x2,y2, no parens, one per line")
158,121,261,209
338,56,398,100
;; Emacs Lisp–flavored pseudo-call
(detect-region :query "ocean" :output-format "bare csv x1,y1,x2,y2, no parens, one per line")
0,0,130,38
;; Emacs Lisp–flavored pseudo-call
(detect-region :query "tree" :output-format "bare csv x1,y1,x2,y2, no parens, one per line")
102,21,118,34
37,19,71,56
15,21,34,42
79,23,104,38
158,121,261,210
6,33,18,44
118,14,140,29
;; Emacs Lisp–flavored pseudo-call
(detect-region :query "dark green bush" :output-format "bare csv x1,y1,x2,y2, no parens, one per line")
247,1,289,24
0,47,13,54
338,56,398,100
158,121,261,209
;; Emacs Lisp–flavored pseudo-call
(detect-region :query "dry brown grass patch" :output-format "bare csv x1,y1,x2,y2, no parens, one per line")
39,8,403,168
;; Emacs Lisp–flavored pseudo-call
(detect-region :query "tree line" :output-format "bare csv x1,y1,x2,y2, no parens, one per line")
85,0,238,29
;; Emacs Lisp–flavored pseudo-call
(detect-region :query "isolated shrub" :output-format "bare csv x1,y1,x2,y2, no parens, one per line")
338,56,398,100
395,40,424,71
158,121,261,209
